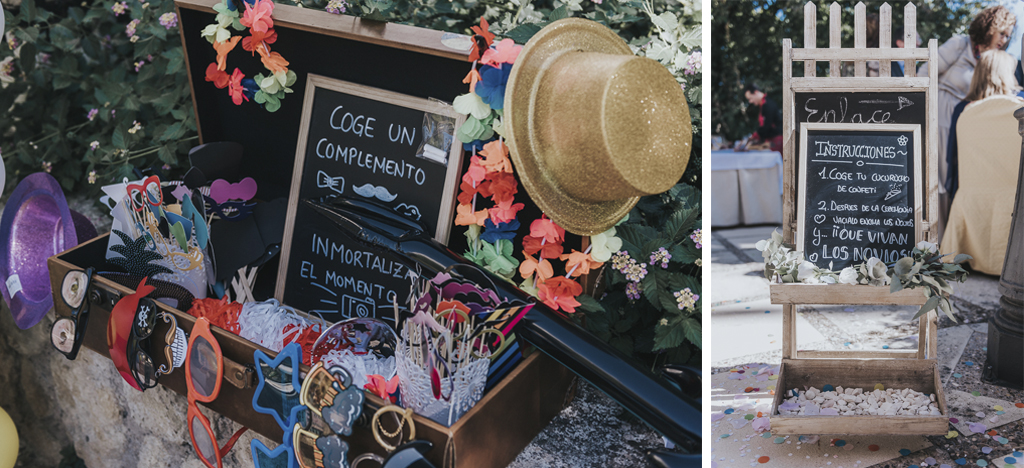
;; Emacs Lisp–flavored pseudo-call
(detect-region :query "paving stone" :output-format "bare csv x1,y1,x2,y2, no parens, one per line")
937,326,977,385
946,390,1024,436
711,299,826,365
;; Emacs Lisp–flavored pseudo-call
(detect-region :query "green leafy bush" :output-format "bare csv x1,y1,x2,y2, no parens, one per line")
1,0,698,192
2,0,196,191
576,183,702,368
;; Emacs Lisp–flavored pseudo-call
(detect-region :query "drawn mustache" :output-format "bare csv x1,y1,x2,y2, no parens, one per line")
352,183,398,202
317,171,345,195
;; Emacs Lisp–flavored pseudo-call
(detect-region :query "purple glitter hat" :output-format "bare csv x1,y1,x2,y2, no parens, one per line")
0,173,92,329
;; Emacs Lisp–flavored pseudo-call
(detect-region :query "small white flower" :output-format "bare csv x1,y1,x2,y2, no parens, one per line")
838,266,859,284
797,261,817,281
916,241,937,255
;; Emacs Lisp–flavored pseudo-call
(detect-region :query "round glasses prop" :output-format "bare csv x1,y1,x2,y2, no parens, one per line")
127,297,185,390
312,318,398,389
50,267,95,360
350,406,435,468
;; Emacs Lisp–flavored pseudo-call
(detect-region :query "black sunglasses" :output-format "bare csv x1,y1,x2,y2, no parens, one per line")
50,267,96,360
127,297,180,390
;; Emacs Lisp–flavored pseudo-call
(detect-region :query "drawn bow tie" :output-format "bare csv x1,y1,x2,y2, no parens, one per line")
317,171,345,195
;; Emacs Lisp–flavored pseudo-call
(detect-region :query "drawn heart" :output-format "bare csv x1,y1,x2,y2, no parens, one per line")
814,214,826,224
209,177,258,204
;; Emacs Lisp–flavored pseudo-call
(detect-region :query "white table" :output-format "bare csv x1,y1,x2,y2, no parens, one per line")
710,150,784,226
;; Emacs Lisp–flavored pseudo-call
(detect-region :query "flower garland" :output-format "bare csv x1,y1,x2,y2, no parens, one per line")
451,19,624,314
755,230,972,321
202,0,296,112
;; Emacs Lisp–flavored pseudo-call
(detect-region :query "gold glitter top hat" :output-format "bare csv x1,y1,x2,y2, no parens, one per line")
504,18,692,236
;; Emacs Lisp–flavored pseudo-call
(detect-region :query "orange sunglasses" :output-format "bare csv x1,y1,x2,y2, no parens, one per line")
185,317,248,468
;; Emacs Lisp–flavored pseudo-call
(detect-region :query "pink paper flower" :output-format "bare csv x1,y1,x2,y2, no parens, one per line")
481,38,521,66
241,0,275,34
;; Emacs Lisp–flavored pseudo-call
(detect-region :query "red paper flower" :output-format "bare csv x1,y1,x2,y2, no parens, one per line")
469,17,495,62
240,0,274,33
365,374,399,404
537,276,583,313
205,63,229,89
438,299,471,324
461,156,487,187
457,179,490,205
488,199,524,224
228,68,248,105
242,28,277,55
485,172,517,204
523,235,563,259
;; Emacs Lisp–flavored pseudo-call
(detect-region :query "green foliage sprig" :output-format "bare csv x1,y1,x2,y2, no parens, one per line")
756,231,972,321
576,183,702,368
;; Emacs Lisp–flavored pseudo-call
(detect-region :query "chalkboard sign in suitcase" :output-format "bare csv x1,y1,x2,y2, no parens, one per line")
768,2,949,436
42,3,578,467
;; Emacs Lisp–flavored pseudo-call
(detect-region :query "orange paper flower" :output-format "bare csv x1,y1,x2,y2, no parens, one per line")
213,36,241,71
455,203,489,226
537,276,582,313
438,299,471,323
240,0,274,33
469,17,495,62
519,252,554,283
560,250,602,277
205,63,230,89
259,50,289,74
228,68,247,105
462,68,481,93
479,139,513,173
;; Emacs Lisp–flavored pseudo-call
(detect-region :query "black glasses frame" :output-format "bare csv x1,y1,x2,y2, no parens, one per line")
50,267,96,360
127,297,178,390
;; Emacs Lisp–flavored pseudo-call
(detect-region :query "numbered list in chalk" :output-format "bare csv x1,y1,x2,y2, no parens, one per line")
801,130,916,270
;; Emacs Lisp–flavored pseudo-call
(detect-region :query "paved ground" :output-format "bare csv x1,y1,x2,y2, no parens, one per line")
710,225,1024,468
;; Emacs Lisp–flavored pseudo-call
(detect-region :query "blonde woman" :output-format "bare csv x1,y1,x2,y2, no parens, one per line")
945,49,1022,202
919,6,1016,236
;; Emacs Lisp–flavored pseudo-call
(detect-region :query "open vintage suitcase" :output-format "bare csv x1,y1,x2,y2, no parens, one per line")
46,2,578,466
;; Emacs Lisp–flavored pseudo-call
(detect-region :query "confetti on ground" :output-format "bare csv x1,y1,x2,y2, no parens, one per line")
823,384,835,391
1005,457,1018,464
883,345,890,349
977,460,988,467
955,458,967,465
874,383,885,390
946,431,959,439
758,456,770,463
997,437,1009,444
965,361,974,366
1015,451,1023,457
868,445,879,451
900,449,912,456
983,447,993,454
954,373,963,378
995,405,1004,411
950,418,960,423
972,391,982,396
835,439,846,447
1016,403,1024,408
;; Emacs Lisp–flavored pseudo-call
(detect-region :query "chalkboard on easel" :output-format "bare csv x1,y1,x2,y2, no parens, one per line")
797,123,922,271
275,74,464,321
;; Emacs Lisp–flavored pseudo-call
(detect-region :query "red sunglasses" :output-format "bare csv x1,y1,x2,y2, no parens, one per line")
185,318,248,468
